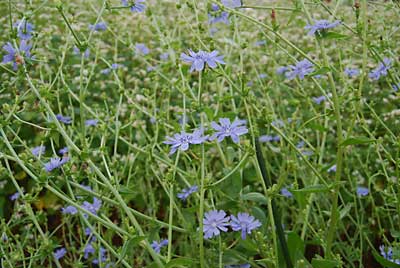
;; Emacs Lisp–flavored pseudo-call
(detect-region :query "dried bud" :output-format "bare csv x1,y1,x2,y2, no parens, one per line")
271,9,276,22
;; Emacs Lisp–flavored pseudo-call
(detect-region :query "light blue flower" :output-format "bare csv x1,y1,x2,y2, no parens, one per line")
230,212,262,240
203,210,230,239
210,118,248,143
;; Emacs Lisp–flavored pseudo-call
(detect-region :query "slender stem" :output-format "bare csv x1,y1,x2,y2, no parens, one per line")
241,5,297,11
255,139,293,268
219,236,223,268
199,115,206,268
79,53,87,149
167,184,174,262
56,5,83,47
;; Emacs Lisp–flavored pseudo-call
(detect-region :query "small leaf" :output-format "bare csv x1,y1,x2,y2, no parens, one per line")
118,236,146,263
391,229,400,238
340,136,375,146
311,67,331,76
311,258,340,268
118,186,137,196
339,203,352,219
165,257,195,268
308,122,328,132
323,31,349,40
291,184,330,194
241,192,267,204
251,206,267,225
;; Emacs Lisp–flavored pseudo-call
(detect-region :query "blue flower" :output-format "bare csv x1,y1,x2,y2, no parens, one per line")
164,128,208,155
83,243,95,259
271,119,285,128
15,20,35,40
225,264,251,268
135,43,149,55
84,227,92,236
44,157,69,172
208,12,229,25
221,0,242,8
89,22,107,31
56,114,72,124
276,66,289,75
73,46,90,58
61,205,78,215
92,247,107,264
380,245,400,264
160,52,169,60
177,185,198,200
356,186,369,197
58,147,68,155
369,58,392,80
181,50,225,72
122,0,146,12
203,50,225,69
344,68,359,78
203,210,230,239
31,145,46,156
254,40,266,46
210,118,248,143
393,83,400,92
85,119,99,126
151,239,168,253
280,187,293,198
211,3,220,11
304,19,341,35
312,95,326,105
285,59,314,80
181,50,206,72
101,63,121,74
81,197,102,218
9,192,21,201
53,248,67,260
147,65,156,72
2,40,32,70
259,73,267,79
259,135,280,143
327,164,336,173
230,212,261,240
1,233,8,242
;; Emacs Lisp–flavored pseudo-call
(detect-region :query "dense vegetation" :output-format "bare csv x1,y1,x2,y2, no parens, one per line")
1,0,400,267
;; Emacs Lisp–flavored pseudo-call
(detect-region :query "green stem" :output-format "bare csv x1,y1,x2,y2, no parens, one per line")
56,5,83,47
255,139,293,268
79,53,87,149
199,115,206,268
167,184,174,262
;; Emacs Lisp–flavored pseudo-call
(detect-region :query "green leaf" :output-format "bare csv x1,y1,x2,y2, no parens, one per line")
372,250,400,268
165,257,195,268
311,67,331,76
340,136,375,146
241,192,267,204
287,232,305,263
308,122,328,132
118,186,137,197
391,229,400,238
339,203,352,219
291,184,330,194
323,31,349,40
117,236,146,264
311,258,339,268
251,206,267,225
